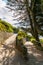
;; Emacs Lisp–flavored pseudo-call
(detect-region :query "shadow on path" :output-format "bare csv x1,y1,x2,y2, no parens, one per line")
0,41,43,65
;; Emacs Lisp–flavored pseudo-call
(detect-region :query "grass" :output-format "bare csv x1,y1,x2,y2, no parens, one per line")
0,19,14,32
0,19,19,33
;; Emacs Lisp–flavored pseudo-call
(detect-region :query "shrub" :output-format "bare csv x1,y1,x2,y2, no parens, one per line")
26,35,32,41
30,37,36,43
16,31,28,58
0,19,14,32
0,23,6,31
18,31,26,37
17,31,27,41
13,27,19,33
0,19,19,33
16,35,28,60
40,39,43,43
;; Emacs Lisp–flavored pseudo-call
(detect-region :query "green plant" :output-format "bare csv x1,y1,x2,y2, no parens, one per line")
16,35,28,60
17,31,27,40
26,35,32,41
18,31,26,37
30,37,36,43
13,27,19,33
0,19,19,33
40,39,43,43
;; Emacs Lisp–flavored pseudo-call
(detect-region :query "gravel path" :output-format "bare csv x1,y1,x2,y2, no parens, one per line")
0,34,43,65
25,41,43,65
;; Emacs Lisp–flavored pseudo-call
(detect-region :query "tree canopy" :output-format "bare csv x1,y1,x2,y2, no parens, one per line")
6,0,43,46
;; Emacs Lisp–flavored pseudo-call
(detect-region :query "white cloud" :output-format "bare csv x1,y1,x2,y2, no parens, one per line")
0,0,6,8
0,0,15,25
0,0,18,26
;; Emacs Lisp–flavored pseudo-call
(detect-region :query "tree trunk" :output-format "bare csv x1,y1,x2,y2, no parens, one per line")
32,0,41,46
25,0,41,46
25,0,35,36
31,12,41,46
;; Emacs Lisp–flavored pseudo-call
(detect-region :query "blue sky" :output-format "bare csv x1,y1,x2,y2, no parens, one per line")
0,0,18,26
2,0,7,3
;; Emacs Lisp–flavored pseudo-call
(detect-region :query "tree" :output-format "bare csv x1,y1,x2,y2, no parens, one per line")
24,0,42,46
35,0,43,35
6,0,43,46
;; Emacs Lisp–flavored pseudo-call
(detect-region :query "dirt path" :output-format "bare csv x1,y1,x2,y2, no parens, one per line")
24,41,43,65
0,34,43,65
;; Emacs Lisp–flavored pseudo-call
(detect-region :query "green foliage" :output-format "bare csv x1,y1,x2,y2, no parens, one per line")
17,31,27,40
26,35,36,43
16,31,27,47
41,0,43,11
0,19,19,33
35,0,43,35
13,27,19,33
0,23,6,31
40,39,43,43
30,37,36,43
30,36,43,44
16,34,28,60
16,31,26,48
0,19,14,32
26,35,32,41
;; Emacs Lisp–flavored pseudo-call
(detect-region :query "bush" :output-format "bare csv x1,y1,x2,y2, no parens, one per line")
16,31,27,58
0,19,14,32
18,31,26,37
17,31,27,40
13,27,19,33
0,23,6,31
40,39,43,43
16,35,28,60
26,35,32,41
0,19,19,33
30,37,36,43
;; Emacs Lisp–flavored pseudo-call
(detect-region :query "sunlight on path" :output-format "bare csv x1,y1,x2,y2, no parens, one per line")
0,34,43,65
25,41,43,65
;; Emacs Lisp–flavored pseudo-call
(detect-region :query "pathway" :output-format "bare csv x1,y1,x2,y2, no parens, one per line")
25,41,43,65
0,34,43,65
